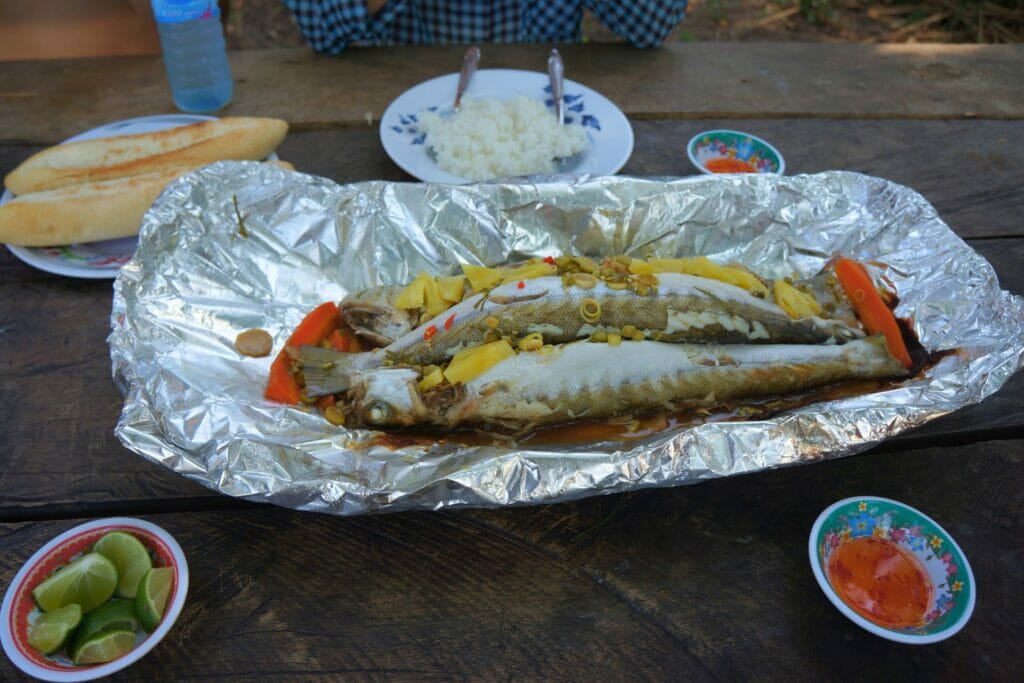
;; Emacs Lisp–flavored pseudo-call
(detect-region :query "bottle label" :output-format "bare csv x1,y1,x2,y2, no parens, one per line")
151,0,221,24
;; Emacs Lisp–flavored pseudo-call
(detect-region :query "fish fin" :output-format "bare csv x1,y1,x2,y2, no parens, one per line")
298,345,368,396
349,327,394,347
488,290,548,305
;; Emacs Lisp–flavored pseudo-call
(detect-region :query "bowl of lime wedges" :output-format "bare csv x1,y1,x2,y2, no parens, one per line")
1,517,188,681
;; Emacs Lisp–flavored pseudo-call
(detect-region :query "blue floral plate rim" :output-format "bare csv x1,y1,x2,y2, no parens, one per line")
379,68,634,184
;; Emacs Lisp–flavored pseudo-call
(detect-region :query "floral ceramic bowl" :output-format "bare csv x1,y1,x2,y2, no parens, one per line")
809,497,975,644
687,130,784,175
1,518,188,681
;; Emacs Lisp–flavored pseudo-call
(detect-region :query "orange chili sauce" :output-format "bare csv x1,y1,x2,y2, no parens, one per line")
704,157,757,173
827,536,933,628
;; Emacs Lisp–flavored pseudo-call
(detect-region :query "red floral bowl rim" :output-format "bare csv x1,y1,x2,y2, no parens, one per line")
808,496,975,644
1,518,189,681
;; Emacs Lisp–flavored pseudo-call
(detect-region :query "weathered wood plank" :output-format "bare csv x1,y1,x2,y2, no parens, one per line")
624,119,1024,241
1,439,1020,680
277,119,1024,240
2,43,1023,144
0,268,216,513
10,118,1018,239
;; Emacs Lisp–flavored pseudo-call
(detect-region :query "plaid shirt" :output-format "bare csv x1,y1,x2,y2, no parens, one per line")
284,0,688,53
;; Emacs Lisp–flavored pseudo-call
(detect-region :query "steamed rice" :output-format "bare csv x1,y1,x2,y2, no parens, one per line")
418,97,589,181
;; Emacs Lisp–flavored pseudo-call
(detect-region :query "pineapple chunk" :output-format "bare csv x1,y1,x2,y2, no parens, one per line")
647,257,769,296
462,265,503,292
628,259,655,275
394,272,432,309
422,276,449,319
443,340,515,384
500,261,557,284
772,280,823,319
437,275,466,303
462,262,556,291
417,367,445,392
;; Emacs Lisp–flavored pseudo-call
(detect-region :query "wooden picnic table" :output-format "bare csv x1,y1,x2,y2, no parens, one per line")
1,43,1023,681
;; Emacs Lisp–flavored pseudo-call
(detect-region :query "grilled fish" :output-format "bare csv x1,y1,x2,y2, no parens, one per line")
312,273,863,393
302,337,906,431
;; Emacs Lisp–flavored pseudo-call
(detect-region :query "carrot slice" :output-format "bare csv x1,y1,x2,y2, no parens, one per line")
328,328,362,353
285,302,341,347
264,302,341,404
265,353,302,404
834,258,913,369
328,329,350,352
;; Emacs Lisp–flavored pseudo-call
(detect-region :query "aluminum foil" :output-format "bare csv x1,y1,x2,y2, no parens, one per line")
109,162,1024,515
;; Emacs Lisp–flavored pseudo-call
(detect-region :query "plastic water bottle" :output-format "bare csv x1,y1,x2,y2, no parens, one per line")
151,0,233,113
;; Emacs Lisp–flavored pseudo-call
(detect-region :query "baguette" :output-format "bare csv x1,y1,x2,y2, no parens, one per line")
0,160,294,247
4,117,289,195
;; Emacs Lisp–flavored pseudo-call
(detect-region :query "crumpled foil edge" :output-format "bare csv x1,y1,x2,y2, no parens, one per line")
109,163,1024,515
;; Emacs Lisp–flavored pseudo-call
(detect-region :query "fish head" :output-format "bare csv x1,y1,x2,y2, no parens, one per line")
348,367,427,427
341,286,419,346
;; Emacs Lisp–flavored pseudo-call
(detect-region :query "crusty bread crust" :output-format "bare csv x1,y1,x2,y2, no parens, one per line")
0,160,294,247
4,117,288,195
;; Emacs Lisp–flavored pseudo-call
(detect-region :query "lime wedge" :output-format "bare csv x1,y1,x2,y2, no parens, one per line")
68,599,139,662
27,603,82,655
93,531,152,599
32,553,118,613
136,567,173,632
72,629,136,666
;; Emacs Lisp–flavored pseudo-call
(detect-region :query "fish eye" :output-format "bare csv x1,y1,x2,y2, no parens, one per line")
365,401,392,424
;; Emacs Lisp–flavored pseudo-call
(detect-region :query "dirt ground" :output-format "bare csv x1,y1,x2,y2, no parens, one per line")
223,0,1023,49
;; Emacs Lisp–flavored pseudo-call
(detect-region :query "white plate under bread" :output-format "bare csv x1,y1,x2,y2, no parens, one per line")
0,114,288,278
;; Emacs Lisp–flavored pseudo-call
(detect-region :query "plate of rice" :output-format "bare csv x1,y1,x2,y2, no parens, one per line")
380,69,633,183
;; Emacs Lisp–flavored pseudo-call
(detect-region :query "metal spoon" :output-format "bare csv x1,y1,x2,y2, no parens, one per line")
453,46,481,112
547,49,564,125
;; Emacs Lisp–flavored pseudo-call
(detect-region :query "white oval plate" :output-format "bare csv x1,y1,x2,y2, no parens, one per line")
380,69,634,184
3,114,277,280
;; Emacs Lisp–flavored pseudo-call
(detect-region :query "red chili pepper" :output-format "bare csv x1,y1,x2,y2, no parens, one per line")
543,255,556,265
444,313,456,330
423,324,438,341
517,281,525,289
